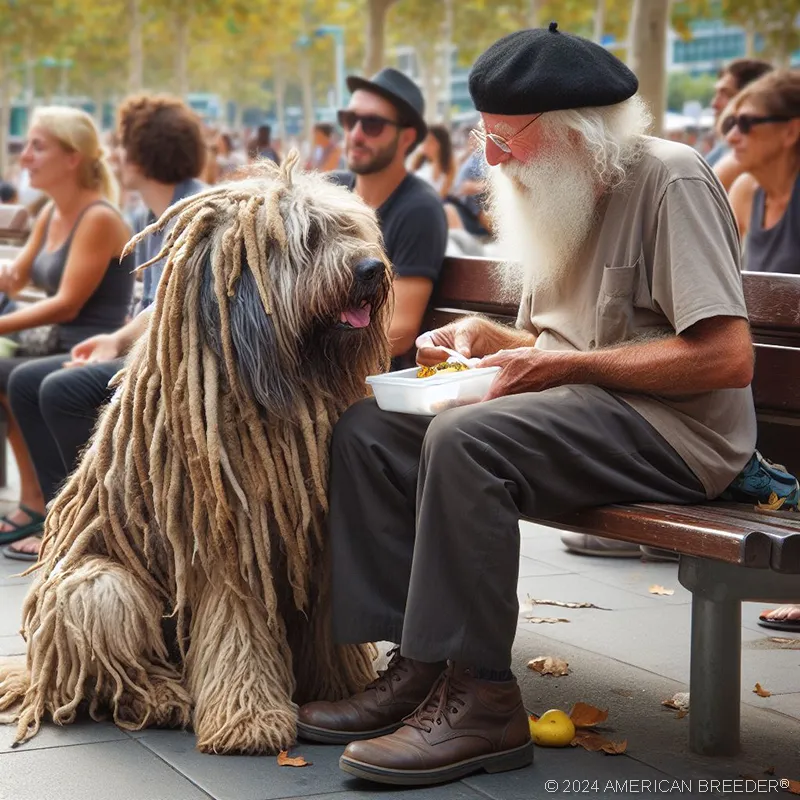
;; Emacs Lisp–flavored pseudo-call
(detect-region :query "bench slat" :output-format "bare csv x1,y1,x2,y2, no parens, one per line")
542,503,774,567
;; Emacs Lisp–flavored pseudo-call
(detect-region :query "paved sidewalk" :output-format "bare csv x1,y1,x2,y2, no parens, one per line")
0,470,797,800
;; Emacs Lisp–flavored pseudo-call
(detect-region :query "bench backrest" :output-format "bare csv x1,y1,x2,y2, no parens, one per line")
0,205,30,245
424,256,800,476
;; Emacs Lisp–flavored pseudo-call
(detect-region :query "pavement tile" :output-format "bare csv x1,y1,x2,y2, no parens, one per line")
511,626,800,781
0,583,29,637
516,572,685,620
0,739,211,800
138,729,360,800
0,634,25,657
514,601,772,692
517,557,571,579
464,749,701,800
290,785,487,800
0,719,127,755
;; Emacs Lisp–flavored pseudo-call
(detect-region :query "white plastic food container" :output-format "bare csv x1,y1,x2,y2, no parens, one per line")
366,366,501,416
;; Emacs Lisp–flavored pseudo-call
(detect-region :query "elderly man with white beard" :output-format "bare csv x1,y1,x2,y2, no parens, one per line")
297,25,756,787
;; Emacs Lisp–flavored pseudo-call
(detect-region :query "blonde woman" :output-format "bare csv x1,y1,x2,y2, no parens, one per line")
0,107,135,554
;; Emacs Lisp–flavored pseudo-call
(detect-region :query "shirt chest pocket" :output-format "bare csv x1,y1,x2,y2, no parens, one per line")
595,261,639,348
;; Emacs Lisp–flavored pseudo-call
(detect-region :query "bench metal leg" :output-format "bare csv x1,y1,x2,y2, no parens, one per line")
679,556,800,758
688,592,741,756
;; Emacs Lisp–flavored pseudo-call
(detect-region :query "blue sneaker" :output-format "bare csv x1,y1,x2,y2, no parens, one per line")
720,451,800,511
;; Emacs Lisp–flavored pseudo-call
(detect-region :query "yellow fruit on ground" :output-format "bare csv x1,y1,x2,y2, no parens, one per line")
528,709,576,747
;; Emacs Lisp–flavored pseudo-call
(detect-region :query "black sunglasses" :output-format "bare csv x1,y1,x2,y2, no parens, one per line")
721,113,794,136
337,110,402,138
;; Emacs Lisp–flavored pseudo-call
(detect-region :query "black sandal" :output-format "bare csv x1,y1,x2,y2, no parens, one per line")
0,505,45,546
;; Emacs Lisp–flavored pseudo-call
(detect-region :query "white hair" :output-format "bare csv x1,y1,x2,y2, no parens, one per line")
541,95,652,187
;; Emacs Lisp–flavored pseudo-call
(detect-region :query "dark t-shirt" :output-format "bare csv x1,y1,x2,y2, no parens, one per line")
330,171,448,282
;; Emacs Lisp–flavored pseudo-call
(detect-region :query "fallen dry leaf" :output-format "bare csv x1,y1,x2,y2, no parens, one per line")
277,750,312,767
571,730,627,755
661,692,690,712
676,709,688,720
526,616,571,624
569,702,609,728
753,683,772,698
770,637,798,645
526,594,610,611
649,585,674,596
785,779,800,795
527,656,570,677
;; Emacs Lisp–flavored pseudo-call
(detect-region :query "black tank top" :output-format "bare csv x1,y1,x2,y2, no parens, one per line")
745,173,800,275
31,201,135,348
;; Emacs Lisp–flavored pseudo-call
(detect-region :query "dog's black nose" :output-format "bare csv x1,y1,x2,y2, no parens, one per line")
355,258,384,283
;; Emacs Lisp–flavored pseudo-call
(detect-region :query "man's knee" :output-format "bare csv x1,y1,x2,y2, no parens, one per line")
7,361,47,406
331,397,401,457
422,403,493,460
39,369,85,420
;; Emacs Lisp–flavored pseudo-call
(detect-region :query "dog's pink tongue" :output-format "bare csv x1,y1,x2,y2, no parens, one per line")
340,304,371,328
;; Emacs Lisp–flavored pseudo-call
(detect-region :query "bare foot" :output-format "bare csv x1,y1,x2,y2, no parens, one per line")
5,536,41,556
761,605,800,622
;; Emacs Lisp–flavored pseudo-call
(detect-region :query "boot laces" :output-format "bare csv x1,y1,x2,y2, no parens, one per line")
366,646,410,694
405,665,466,733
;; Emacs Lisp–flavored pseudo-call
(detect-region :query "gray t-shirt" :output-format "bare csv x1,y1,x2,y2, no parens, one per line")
517,136,756,498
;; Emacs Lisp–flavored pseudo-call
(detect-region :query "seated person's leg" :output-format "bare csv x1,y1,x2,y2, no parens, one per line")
298,398,446,743
4,359,122,560
0,356,70,546
304,385,705,784
37,360,123,483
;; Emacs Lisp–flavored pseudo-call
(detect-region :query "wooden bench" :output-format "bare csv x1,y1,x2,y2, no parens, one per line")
424,256,800,758
0,205,30,246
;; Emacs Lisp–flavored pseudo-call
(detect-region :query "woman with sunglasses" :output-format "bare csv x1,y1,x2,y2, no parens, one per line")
725,70,800,633
725,70,800,275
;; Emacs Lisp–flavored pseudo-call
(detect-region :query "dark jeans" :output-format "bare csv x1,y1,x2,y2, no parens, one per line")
329,386,706,671
8,357,122,502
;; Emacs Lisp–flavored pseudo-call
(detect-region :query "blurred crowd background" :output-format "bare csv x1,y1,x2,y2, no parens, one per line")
1,0,799,255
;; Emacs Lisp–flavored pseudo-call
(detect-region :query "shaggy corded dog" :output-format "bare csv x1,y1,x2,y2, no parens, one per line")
0,155,392,754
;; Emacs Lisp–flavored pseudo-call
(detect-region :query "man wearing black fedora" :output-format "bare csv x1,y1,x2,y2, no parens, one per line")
301,24,754,787
331,67,447,365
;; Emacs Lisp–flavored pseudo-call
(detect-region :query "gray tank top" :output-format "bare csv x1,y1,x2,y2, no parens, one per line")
745,173,800,275
32,201,136,348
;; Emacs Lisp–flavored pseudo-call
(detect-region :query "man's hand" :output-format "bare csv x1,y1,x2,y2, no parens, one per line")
63,333,123,368
416,316,534,366
479,347,573,400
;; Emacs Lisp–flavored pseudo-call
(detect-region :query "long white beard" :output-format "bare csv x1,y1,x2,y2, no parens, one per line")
487,147,600,296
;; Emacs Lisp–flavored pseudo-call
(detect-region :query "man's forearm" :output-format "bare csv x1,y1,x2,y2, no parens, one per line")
115,307,153,353
563,326,752,396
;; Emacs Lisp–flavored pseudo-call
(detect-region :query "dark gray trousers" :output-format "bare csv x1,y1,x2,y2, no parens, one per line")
329,385,706,671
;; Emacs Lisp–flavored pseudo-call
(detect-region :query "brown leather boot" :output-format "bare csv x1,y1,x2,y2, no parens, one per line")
297,648,446,744
339,664,533,785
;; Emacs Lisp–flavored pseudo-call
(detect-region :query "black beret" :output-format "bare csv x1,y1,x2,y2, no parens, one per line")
469,22,638,115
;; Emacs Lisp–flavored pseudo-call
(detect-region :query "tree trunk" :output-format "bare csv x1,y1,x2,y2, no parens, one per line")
528,0,545,28
594,0,607,43
627,0,669,138
744,23,756,58
363,0,398,75
273,61,287,144
441,0,454,124
0,54,10,180
128,0,144,92
299,51,315,152
174,10,191,98
417,46,438,124
92,87,105,128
